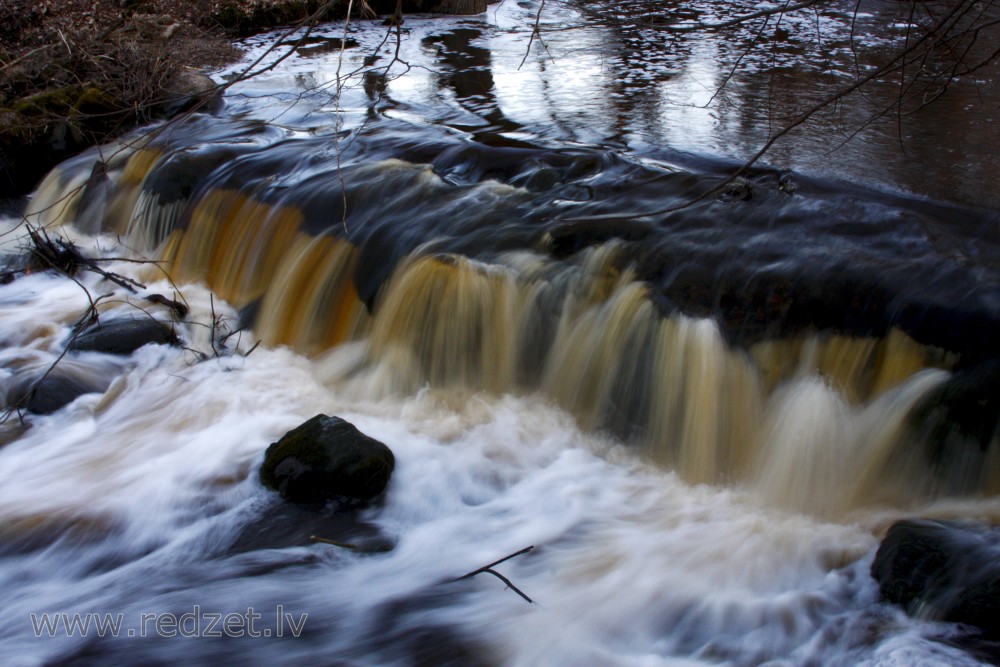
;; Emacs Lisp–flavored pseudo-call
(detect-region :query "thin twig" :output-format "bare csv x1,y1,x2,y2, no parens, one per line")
56,29,73,57
209,293,219,358
0,44,57,73
456,546,535,603
334,0,356,235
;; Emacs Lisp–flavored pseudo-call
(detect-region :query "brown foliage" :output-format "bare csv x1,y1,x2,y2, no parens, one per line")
0,1,246,196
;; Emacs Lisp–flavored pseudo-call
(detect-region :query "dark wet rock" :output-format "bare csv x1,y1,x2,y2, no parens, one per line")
259,415,395,504
6,366,112,414
0,421,29,449
68,318,179,355
899,359,1000,495
377,623,498,667
237,298,263,331
145,294,190,320
910,358,1000,451
227,501,394,555
871,519,1000,635
291,35,359,58
544,219,655,259
939,634,1000,666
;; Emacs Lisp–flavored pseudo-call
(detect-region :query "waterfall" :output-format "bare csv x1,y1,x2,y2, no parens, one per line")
5,5,1000,663
21,132,998,513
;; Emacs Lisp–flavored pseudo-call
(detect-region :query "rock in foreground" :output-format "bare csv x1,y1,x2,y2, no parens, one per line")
259,414,395,504
68,318,178,355
871,519,1000,635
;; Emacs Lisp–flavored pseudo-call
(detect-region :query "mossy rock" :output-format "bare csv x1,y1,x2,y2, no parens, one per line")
12,86,81,116
260,414,395,504
73,87,117,116
9,85,116,121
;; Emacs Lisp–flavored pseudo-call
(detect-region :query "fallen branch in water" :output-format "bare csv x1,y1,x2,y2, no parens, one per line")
221,326,261,358
10,223,147,294
456,545,535,604
183,292,260,361
145,293,190,320
310,534,358,550
63,247,146,294
0,223,250,420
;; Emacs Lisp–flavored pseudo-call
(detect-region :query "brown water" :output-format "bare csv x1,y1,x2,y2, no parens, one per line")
2,1,1000,664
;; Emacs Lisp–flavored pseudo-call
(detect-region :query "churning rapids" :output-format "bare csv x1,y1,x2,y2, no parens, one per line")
2,1,1000,665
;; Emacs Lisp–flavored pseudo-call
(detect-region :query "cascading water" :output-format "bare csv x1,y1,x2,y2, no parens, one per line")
2,2,999,665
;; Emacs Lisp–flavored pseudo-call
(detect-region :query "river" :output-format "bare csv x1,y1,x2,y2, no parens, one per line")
1,1,999,664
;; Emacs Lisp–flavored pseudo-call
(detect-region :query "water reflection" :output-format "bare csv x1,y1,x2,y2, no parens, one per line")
551,0,1000,207
424,27,521,138
351,0,1000,208
209,2,1000,218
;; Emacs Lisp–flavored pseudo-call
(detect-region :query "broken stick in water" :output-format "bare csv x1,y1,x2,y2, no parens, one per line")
456,546,535,603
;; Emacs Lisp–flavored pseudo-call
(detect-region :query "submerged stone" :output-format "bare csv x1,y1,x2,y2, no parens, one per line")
227,501,394,555
68,318,178,355
6,366,112,414
871,519,1000,636
259,414,395,504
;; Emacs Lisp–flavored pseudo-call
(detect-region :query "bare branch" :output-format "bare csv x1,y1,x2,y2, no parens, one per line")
456,546,535,603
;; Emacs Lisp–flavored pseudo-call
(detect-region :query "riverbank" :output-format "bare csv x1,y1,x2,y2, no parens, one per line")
0,0,487,199
3,0,228,197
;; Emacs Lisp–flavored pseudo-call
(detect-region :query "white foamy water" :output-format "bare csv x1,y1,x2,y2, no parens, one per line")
0,221,992,665
2,1,998,661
